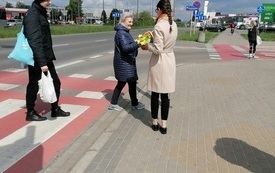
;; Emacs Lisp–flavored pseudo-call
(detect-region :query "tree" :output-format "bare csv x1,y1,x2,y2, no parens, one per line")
101,10,107,24
135,11,154,26
5,2,13,8
49,8,59,23
66,0,82,21
16,2,30,9
109,9,121,20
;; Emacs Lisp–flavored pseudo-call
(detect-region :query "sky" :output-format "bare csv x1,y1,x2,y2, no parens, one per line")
1,0,274,21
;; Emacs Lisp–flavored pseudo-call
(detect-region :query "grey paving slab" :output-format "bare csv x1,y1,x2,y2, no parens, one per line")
82,58,275,173
42,28,275,173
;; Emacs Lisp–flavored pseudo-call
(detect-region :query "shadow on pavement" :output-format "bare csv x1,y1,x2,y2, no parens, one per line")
214,138,275,173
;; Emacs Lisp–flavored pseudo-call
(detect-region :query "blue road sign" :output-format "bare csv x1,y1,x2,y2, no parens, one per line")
257,6,264,13
112,13,121,18
193,1,201,9
193,9,199,16
186,5,198,11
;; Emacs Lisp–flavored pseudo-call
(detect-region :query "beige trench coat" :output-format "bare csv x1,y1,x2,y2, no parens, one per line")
147,17,178,93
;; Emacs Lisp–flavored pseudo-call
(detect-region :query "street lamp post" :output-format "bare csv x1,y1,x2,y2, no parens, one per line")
136,0,139,18
78,0,80,17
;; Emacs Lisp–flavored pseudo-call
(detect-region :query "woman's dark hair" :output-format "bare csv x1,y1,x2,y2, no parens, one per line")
156,0,173,33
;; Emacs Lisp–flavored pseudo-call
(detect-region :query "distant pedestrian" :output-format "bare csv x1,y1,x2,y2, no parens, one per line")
108,12,145,111
140,0,178,134
24,0,70,121
230,22,235,34
248,20,259,59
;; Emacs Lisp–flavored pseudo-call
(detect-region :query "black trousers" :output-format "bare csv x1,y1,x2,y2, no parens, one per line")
110,81,138,106
151,92,170,120
249,41,257,54
26,61,61,112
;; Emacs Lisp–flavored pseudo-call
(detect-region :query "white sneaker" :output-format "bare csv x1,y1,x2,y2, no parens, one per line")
252,53,255,58
132,102,145,110
108,104,123,111
249,53,252,59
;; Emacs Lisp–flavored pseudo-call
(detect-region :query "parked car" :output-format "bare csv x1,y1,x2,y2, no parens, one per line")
236,22,249,30
6,19,17,27
199,24,226,32
5,19,22,27
259,23,275,32
94,20,103,25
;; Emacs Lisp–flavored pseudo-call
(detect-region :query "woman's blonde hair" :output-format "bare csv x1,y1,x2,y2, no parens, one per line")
119,12,133,23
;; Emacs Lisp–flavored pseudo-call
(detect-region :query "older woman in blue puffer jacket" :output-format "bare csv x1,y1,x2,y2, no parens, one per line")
108,12,145,111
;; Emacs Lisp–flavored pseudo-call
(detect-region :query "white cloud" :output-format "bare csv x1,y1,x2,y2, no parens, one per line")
2,0,274,21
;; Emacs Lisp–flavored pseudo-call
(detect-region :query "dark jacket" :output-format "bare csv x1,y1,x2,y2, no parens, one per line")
23,2,55,67
248,26,258,42
113,24,139,82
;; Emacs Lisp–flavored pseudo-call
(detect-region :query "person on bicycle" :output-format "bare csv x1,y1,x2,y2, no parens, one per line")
230,22,235,34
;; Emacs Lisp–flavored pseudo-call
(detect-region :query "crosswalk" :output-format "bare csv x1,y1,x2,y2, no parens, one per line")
207,44,275,61
0,68,123,173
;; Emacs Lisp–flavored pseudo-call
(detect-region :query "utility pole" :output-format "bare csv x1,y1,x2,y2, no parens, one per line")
78,0,80,17
136,0,139,18
170,0,175,17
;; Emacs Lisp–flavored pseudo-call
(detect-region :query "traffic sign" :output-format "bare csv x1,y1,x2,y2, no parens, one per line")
257,6,264,13
193,1,201,9
112,12,121,18
186,5,198,11
193,9,199,16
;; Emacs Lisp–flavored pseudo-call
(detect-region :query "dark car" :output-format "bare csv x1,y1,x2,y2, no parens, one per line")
259,23,275,32
199,24,226,32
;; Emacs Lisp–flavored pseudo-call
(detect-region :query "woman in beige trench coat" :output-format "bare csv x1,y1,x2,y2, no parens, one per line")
141,0,178,134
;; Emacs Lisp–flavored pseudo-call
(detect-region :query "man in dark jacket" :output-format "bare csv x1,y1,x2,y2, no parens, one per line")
24,0,70,121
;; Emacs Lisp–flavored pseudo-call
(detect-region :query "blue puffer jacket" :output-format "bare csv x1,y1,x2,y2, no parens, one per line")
113,24,139,82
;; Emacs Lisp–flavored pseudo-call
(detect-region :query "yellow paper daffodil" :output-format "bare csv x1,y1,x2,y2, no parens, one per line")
135,31,153,46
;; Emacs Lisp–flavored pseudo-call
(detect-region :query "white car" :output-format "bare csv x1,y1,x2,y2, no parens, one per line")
6,19,17,26
94,20,103,25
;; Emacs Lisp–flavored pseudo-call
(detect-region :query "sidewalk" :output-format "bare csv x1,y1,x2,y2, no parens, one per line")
43,29,275,173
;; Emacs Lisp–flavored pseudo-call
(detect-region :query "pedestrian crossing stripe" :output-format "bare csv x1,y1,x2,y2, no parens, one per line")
0,104,89,172
0,83,19,90
0,70,124,172
0,99,25,119
211,45,275,61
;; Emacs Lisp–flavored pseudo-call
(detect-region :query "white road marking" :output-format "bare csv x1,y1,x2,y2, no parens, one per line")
174,46,206,49
69,74,92,78
53,44,69,47
1,68,26,72
0,99,25,119
104,76,116,81
89,55,103,59
76,91,107,99
0,104,89,172
95,39,107,42
55,60,85,69
0,83,19,91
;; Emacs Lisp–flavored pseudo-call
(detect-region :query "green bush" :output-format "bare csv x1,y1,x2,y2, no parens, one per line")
177,30,218,43
241,32,275,41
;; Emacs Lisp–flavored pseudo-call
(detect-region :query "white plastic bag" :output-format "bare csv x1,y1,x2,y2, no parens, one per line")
257,36,262,45
38,71,57,103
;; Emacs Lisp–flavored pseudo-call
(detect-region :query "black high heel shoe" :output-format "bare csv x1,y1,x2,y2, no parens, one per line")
159,126,167,134
151,124,159,131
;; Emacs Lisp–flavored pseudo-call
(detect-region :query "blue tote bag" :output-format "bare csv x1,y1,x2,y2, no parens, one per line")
8,26,34,66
